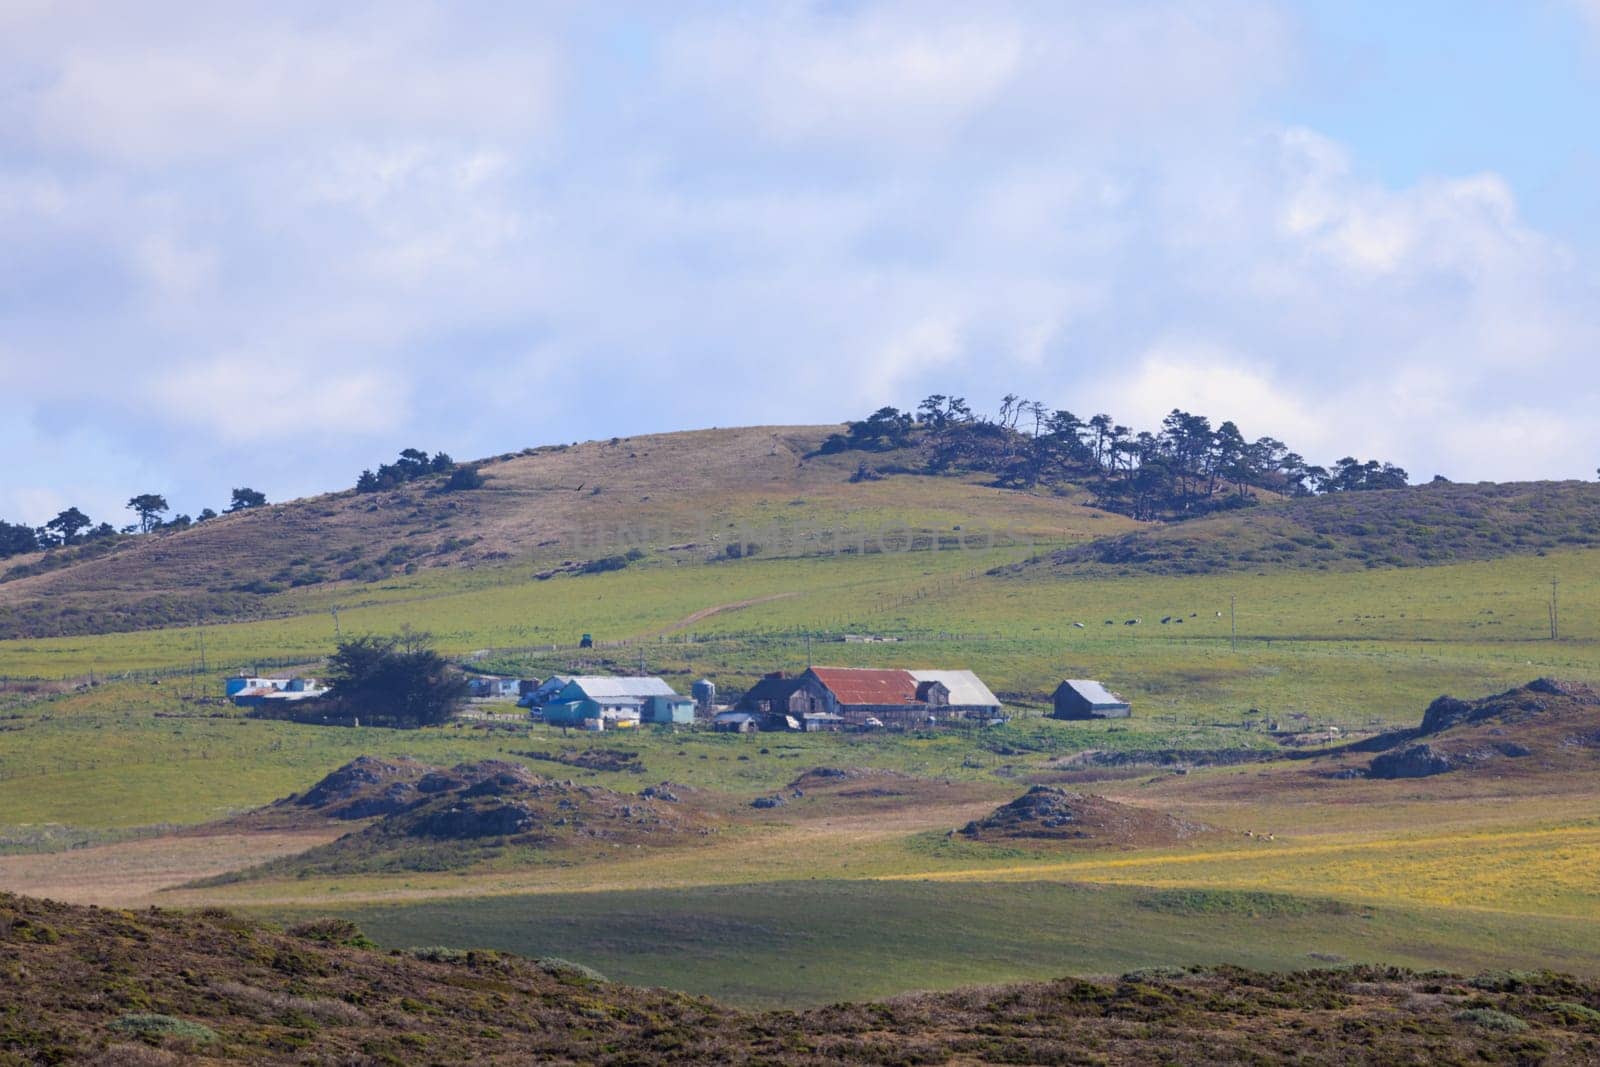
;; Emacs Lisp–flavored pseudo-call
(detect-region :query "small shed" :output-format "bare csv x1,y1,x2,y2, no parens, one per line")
713,711,759,733
1052,679,1131,720
643,693,696,725
801,712,845,732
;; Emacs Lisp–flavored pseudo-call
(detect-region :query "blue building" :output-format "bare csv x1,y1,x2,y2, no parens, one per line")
541,676,684,728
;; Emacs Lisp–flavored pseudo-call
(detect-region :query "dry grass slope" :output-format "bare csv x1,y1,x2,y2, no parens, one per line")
0,425,1131,639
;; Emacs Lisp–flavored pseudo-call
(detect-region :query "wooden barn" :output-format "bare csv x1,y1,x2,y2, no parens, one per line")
738,666,1002,728
1052,679,1131,720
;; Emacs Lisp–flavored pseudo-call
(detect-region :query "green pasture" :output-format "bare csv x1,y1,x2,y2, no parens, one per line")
303,880,1600,1007
2,545,1593,681
1,544,1595,836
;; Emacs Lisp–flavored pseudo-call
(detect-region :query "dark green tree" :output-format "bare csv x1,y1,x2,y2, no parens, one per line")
127,494,169,533
0,520,37,558
227,487,267,512
444,465,485,491
324,632,469,727
45,507,92,545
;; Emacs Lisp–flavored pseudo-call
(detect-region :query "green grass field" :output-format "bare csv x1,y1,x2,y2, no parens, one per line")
2,481,1598,1011
303,880,1600,1007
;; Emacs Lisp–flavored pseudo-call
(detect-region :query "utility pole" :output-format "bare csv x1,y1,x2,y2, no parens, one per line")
806,633,813,667
1550,579,1559,641
1230,593,1237,652
331,608,342,640
196,621,207,674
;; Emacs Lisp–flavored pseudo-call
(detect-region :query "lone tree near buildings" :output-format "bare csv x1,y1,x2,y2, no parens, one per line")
323,632,468,728
126,494,169,533
227,487,267,512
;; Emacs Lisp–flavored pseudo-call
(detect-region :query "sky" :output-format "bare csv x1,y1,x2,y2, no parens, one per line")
3,1,1600,525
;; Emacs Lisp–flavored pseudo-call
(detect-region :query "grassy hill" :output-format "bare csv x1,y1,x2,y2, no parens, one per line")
6,890,1600,1064
1016,479,1600,577
0,426,1133,639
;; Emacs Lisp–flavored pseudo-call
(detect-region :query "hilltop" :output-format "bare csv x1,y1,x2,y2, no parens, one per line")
6,891,1600,1065
0,425,1129,639
1013,480,1600,577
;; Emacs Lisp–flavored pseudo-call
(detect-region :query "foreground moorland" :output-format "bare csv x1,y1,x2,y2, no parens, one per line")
5,891,1600,1065
1,426,1598,1029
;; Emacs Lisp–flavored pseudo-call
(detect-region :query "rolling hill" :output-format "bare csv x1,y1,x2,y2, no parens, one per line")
0,426,1132,639
1008,479,1600,578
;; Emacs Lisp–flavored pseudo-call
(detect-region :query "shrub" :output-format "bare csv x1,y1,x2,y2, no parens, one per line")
88,1045,180,1067
287,917,375,948
107,1014,218,1043
1454,1008,1527,1032
537,957,609,983
444,466,485,492
411,945,472,964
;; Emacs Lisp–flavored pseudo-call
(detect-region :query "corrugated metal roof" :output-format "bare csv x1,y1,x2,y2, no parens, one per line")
1061,679,1129,707
909,669,1001,708
568,676,679,700
806,667,918,706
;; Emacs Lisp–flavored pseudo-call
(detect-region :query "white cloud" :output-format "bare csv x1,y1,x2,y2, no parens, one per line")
151,357,409,444
2,0,1600,521
4,4,560,165
1093,344,1331,450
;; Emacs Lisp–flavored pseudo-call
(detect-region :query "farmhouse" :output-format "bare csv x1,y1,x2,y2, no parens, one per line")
466,676,522,699
226,675,327,708
1052,679,1132,720
737,666,1002,728
541,676,684,729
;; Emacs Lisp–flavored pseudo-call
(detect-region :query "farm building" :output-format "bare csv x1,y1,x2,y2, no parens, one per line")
713,711,759,733
519,675,572,710
642,693,696,725
227,675,327,708
541,676,683,728
466,676,521,699
736,666,1002,728
1052,679,1131,719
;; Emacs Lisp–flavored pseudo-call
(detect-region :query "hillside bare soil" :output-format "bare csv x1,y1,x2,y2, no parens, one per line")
5,891,1599,1065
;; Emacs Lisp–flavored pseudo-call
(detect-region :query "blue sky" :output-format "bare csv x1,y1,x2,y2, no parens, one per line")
3,1,1599,526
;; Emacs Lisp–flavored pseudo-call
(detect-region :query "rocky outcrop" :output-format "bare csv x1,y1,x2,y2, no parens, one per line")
961,786,1211,846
